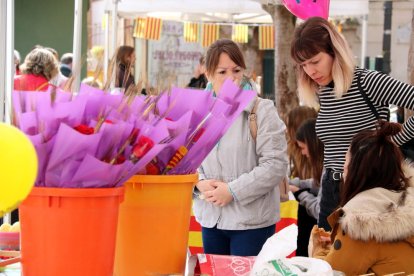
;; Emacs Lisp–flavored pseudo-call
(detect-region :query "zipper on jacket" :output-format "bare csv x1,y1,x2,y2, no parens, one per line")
216,142,223,175
217,214,222,225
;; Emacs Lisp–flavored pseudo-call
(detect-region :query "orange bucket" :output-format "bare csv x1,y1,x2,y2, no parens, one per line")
19,186,124,276
114,174,197,276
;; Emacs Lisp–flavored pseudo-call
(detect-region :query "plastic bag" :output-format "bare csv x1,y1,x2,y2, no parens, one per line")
253,224,298,272
252,257,333,276
251,224,333,275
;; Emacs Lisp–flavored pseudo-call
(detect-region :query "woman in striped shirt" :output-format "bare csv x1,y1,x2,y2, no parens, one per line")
290,17,414,231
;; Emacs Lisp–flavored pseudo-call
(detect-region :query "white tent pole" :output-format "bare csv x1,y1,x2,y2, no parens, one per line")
110,0,118,89
104,11,110,84
1,0,14,124
3,0,14,126
72,0,83,92
0,1,7,123
5,0,14,124
0,0,14,224
361,14,368,68
112,0,118,57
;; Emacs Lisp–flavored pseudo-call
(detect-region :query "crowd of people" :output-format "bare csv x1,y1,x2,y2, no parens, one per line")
7,15,414,275
192,17,414,275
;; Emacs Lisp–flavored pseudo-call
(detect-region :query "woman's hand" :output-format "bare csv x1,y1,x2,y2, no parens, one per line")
289,184,300,193
203,181,233,207
309,225,332,257
195,179,216,194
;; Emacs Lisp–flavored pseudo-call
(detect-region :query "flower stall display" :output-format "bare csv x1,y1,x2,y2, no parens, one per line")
12,79,256,276
13,79,256,187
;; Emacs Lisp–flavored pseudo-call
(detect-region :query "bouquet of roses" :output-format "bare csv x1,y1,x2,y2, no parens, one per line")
12,79,256,188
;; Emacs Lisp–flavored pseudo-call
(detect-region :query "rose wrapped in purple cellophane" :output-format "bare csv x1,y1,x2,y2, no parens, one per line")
12,79,255,187
168,79,256,174
155,87,214,132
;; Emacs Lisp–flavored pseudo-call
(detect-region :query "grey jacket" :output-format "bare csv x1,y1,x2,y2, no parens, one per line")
289,169,325,220
194,97,288,230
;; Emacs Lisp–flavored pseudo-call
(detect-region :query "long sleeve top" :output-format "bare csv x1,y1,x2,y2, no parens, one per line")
289,169,325,220
116,63,135,92
316,67,414,172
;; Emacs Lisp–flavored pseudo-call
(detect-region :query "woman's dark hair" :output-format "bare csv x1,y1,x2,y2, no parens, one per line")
340,120,410,206
116,46,135,66
115,46,135,90
296,118,324,186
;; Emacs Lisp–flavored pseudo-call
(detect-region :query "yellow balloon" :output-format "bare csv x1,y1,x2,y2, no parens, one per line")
0,123,37,218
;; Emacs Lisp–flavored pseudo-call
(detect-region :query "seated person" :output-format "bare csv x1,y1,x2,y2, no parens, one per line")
311,120,414,275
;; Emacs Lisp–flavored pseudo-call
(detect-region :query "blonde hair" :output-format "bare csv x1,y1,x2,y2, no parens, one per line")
20,48,59,80
81,76,102,89
291,17,355,108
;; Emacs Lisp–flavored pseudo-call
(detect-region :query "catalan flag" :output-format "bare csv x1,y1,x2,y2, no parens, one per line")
259,25,275,50
184,22,200,43
202,23,220,48
232,24,249,44
133,17,163,40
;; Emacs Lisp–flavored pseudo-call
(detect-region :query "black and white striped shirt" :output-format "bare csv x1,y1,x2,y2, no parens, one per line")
316,67,414,172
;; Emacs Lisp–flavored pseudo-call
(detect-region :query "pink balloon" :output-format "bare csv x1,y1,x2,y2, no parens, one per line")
282,0,330,20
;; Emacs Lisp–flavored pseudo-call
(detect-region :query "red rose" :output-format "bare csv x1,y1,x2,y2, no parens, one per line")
74,124,94,135
114,155,126,164
131,136,154,161
145,161,160,175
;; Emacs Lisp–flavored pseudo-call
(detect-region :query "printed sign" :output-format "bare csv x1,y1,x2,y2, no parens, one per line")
148,21,205,88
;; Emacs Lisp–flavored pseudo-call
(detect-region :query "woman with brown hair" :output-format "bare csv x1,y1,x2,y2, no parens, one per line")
311,121,414,274
291,17,414,231
289,118,324,256
193,38,288,256
286,106,318,180
115,45,135,92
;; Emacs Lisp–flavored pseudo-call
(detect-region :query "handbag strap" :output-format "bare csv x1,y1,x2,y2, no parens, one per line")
249,97,260,142
357,71,380,120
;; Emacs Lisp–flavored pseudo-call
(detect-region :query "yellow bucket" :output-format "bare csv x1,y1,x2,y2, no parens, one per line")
114,174,198,276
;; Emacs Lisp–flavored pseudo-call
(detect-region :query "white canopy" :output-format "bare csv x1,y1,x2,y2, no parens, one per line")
106,0,272,23
105,0,369,23
329,0,369,17
101,0,369,71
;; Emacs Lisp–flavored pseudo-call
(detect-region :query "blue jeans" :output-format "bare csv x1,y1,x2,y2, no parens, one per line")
318,169,341,231
201,224,275,256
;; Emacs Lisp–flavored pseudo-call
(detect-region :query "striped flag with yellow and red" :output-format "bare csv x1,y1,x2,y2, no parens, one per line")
202,23,220,48
184,22,200,43
232,24,249,44
133,17,146,39
133,17,163,40
259,25,275,50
